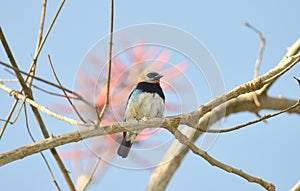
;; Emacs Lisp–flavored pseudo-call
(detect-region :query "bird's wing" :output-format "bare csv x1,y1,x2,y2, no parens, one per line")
124,85,141,121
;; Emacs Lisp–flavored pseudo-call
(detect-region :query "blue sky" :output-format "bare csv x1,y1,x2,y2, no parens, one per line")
0,1,300,191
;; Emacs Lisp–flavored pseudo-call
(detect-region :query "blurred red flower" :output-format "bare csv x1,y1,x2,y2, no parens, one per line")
59,40,187,187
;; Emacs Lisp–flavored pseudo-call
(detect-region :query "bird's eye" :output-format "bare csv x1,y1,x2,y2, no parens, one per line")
146,72,159,78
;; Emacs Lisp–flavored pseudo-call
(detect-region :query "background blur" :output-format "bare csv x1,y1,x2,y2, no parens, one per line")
0,1,299,190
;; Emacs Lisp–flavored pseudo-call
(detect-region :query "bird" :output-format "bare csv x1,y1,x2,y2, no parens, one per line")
117,71,165,158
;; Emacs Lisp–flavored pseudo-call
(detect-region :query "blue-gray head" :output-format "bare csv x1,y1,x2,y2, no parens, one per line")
144,71,163,83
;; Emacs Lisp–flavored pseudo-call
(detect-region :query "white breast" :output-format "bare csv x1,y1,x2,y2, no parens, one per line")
125,92,165,121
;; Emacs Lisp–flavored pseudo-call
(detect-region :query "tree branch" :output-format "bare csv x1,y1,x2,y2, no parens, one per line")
98,0,114,121
0,61,95,109
23,103,61,191
28,0,47,87
291,180,300,191
0,5,75,188
260,37,300,94
0,26,299,190
194,42,300,120
200,99,300,133
167,126,275,191
242,22,266,107
147,38,300,191
48,54,86,123
0,83,83,126
0,94,298,179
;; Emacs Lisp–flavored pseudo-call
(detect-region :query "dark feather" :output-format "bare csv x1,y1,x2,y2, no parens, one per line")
135,82,165,101
117,132,133,158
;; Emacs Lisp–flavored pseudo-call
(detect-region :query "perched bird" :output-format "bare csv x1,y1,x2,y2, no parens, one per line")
117,71,165,158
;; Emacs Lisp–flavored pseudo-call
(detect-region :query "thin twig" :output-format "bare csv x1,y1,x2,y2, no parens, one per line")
73,1,114,188
0,27,30,94
0,19,76,190
167,126,275,191
0,0,59,139
0,98,296,166
147,38,300,191
31,0,65,67
0,36,299,191
242,22,266,107
242,22,266,79
260,39,300,94
0,79,18,82
0,27,32,139
48,54,87,123
9,98,27,125
0,119,12,124
196,50,300,120
23,103,61,191
27,0,47,88
0,0,47,137
98,0,114,121
2,62,94,108
32,84,79,99
0,100,19,138
1,46,299,129
200,99,300,133
0,115,276,190
0,99,25,126
263,54,300,85
79,157,102,191
0,83,83,125
34,0,47,55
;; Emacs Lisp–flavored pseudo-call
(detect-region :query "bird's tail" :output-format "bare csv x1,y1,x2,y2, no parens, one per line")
117,138,133,158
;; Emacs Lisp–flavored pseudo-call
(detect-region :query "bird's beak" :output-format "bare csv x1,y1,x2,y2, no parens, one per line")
153,74,163,80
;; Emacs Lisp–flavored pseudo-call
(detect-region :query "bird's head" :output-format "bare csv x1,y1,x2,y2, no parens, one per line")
140,71,163,84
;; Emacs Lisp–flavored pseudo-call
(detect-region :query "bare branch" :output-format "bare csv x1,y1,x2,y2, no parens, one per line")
290,180,300,191
242,22,266,79
79,157,102,191
35,0,47,52
242,22,266,107
200,99,300,133
0,27,30,94
27,0,47,88
0,93,26,126
0,0,47,136
1,61,95,108
31,0,65,66
0,112,279,190
195,49,300,123
0,95,299,168
32,84,79,99
98,0,114,121
0,0,64,139
48,54,87,123
0,100,19,138
147,38,300,191
0,93,298,190
7,98,27,125
167,126,275,191
1,19,74,189
0,17,299,189
0,78,18,82
260,37,300,93
0,27,33,139
147,94,299,191
24,104,61,191
0,82,83,126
